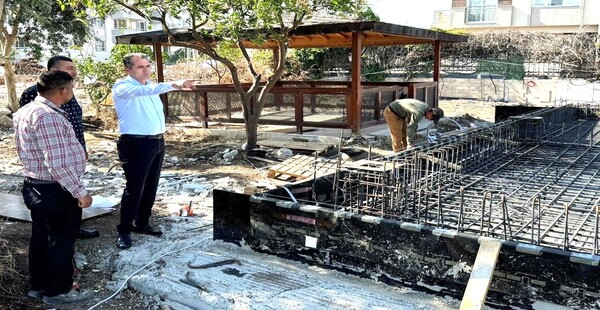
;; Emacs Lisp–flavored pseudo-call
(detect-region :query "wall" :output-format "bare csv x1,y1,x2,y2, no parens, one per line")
411,77,600,105
444,0,600,32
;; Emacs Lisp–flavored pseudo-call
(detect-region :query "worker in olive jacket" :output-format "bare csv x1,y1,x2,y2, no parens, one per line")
383,98,444,152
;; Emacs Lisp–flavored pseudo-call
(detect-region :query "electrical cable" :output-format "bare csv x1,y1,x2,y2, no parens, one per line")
87,236,212,310
241,152,298,203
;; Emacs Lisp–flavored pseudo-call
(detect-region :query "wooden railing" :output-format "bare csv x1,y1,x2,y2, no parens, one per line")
166,80,438,133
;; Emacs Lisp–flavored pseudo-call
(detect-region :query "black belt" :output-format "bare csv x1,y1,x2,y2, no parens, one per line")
121,134,164,139
24,177,57,184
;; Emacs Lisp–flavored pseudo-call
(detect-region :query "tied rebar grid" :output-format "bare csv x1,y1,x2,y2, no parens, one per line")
332,105,600,255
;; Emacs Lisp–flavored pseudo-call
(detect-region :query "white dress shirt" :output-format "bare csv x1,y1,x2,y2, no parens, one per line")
112,76,174,135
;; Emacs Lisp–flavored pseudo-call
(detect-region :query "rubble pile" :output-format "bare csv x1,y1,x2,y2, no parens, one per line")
13,58,45,76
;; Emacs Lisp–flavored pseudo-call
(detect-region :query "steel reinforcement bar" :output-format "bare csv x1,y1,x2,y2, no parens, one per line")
326,105,600,255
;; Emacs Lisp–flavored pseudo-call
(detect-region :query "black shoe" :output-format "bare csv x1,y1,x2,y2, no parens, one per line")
42,289,93,306
117,233,132,249
132,224,163,237
76,228,100,239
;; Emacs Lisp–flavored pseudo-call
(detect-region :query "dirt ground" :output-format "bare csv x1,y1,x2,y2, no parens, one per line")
0,126,270,309
0,98,497,310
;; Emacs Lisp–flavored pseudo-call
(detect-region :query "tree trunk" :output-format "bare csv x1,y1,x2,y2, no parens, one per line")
245,112,259,150
2,61,20,112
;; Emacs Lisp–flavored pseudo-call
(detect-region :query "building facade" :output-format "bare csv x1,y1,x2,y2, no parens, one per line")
88,10,190,60
433,0,600,33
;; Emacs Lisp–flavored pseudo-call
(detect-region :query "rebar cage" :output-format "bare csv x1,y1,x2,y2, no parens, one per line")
263,104,600,256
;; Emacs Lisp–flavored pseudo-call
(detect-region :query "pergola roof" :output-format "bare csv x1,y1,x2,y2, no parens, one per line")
115,21,468,134
115,21,468,49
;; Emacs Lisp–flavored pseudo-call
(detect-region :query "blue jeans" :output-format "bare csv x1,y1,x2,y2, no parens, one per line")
22,181,79,296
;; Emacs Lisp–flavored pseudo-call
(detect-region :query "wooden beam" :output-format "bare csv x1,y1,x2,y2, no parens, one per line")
333,33,350,40
433,40,441,82
294,93,303,134
349,32,362,134
433,40,441,107
317,34,329,41
153,42,169,117
459,238,502,310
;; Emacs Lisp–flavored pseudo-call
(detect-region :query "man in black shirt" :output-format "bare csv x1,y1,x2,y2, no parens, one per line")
19,55,99,239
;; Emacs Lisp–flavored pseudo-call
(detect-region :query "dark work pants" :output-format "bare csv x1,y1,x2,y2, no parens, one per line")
22,181,79,296
117,136,165,234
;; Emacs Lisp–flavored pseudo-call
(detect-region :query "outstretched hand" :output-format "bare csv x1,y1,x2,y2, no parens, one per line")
172,80,195,90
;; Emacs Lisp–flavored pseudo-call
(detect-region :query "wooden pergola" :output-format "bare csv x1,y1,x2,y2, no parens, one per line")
115,21,467,133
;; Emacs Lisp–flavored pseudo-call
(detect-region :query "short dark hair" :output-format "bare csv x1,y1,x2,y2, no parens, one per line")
47,55,73,70
37,71,74,95
122,53,150,69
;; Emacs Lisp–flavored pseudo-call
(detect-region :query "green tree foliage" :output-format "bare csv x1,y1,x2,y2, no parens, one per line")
61,0,365,148
0,0,89,112
76,44,153,106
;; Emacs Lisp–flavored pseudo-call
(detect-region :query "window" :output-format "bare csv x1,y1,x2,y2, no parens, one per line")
91,18,105,28
15,38,27,49
95,38,106,52
466,0,497,23
114,19,128,29
135,21,146,31
533,0,580,6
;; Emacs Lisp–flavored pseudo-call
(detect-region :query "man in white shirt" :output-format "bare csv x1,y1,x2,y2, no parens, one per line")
113,53,193,249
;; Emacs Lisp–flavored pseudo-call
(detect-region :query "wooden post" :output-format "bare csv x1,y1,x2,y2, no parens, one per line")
408,84,416,99
295,93,303,134
349,32,362,134
374,91,382,122
433,40,441,108
199,91,208,128
310,84,317,113
153,43,169,117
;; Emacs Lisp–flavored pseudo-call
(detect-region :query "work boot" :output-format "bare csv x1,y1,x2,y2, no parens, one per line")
76,228,100,239
42,289,93,306
132,224,162,237
117,233,132,249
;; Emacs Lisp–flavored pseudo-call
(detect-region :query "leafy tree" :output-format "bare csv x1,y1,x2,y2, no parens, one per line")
62,0,364,149
0,0,88,112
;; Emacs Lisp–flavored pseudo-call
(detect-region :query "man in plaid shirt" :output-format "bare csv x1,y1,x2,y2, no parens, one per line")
13,71,94,306
19,55,99,239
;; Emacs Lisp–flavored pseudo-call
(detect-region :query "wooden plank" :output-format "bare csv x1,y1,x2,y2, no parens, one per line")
257,140,333,154
267,154,342,180
459,238,502,310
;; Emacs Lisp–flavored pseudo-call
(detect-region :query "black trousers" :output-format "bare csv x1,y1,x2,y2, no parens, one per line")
22,181,79,296
117,135,165,234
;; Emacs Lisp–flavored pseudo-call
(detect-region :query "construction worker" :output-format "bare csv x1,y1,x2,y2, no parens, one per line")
383,98,444,152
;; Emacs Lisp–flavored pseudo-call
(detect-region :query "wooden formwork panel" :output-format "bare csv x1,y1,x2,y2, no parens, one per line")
268,154,342,180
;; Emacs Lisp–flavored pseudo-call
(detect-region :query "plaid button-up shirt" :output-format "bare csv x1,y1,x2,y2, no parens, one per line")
13,96,88,198
20,84,86,152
